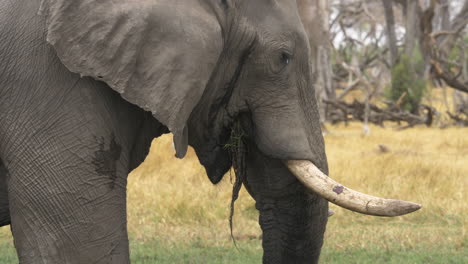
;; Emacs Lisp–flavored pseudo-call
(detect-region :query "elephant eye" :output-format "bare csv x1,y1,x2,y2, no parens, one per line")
270,50,293,74
280,52,291,65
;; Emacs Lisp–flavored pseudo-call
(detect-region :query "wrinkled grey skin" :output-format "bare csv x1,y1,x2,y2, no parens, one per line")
0,160,10,226
0,0,328,263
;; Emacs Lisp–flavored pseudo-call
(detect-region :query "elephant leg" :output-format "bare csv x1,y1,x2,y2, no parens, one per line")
3,120,130,261
0,76,160,263
5,149,130,264
0,159,10,226
0,1,165,262
243,143,328,264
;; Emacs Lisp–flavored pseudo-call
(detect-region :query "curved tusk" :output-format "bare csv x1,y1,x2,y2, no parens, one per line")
285,160,422,217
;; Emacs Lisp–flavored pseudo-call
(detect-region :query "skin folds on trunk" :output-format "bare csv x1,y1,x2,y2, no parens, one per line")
242,141,328,264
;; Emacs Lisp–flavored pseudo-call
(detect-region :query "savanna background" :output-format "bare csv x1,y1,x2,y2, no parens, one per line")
1,0,468,263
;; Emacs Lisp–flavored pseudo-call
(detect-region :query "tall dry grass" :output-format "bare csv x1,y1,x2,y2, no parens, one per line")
127,123,467,252
323,124,467,251
127,137,260,248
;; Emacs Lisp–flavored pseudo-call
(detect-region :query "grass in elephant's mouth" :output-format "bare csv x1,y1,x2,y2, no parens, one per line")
0,123,467,263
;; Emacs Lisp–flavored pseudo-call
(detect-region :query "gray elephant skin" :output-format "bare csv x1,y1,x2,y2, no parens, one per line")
0,0,332,263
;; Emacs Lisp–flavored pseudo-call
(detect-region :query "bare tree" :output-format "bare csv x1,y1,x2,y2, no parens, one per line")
382,0,399,66
298,0,336,123
404,0,422,59
439,0,468,54
298,0,468,126
424,0,468,94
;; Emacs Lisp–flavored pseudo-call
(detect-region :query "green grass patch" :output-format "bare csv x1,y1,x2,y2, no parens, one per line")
1,231,467,264
321,246,468,264
130,239,261,264
0,230,17,264
131,241,468,264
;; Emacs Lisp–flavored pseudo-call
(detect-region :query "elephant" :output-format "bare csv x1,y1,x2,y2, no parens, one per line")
0,0,421,263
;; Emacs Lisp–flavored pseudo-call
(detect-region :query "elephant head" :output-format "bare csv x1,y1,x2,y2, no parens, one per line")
39,0,421,262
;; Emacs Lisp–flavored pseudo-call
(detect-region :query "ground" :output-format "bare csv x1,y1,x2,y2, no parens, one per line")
1,121,466,263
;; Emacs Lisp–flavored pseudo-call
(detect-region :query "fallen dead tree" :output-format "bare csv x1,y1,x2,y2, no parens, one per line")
324,99,434,128
447,111,468,127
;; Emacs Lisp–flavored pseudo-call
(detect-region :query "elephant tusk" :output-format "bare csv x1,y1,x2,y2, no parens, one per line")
285,160,422,217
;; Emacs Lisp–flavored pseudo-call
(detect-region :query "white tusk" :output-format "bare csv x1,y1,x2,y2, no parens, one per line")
285,160,422,217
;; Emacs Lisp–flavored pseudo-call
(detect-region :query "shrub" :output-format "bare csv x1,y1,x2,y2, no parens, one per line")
386,53,426,113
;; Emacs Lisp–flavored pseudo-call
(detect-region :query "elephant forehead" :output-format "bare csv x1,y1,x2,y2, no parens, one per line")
241,0,303,30
239,0,308,49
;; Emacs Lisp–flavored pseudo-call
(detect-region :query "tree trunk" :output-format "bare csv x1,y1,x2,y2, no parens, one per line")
382,0,399,67
297,0,335,123
437,0,451,32
404,0,422,59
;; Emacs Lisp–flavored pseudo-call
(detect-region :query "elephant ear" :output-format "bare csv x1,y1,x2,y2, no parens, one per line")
39,0,223,158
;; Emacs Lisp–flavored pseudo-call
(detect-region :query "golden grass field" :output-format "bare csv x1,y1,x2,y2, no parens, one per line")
124,88,467,255
126,123,468,251
0,89,467,263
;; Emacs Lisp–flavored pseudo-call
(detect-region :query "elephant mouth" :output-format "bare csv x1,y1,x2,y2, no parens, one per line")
285,160,422,217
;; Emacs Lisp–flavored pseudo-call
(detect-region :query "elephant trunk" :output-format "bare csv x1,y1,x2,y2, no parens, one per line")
285,160,422,217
